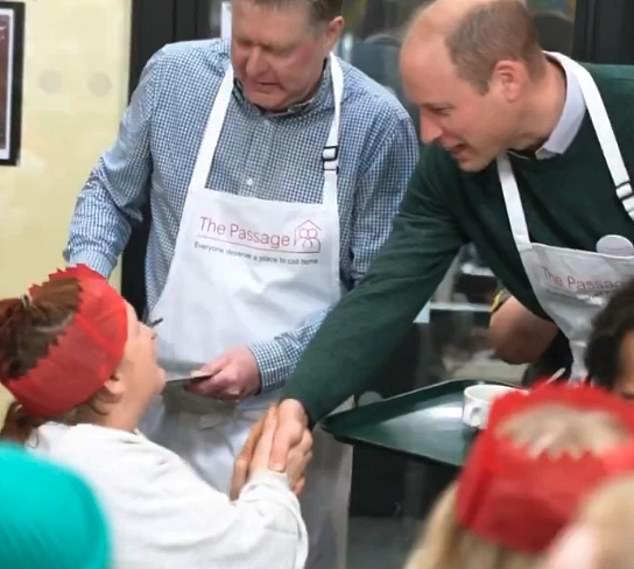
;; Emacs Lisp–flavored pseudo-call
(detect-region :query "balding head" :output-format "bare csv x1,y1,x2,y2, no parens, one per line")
404,0,544,93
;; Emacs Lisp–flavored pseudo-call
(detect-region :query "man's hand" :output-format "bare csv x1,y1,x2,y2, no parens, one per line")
269,399,309,471
187,346,261,400
230,399,310,500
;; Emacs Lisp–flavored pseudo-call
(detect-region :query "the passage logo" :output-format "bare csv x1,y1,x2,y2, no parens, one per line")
197,216,322,253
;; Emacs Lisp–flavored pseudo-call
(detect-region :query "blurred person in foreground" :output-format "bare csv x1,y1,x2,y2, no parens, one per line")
0,443,111,569
403,384,634,569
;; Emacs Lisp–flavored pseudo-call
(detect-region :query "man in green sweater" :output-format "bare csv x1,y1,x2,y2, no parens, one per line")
232,0,634,483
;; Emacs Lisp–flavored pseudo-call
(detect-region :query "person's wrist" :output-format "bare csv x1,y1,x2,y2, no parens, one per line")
279,398,308,428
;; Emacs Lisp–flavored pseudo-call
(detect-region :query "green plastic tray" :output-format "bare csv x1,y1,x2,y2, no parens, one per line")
322,379,512,467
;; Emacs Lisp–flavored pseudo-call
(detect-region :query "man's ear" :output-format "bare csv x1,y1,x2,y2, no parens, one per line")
490,59,527,104
323,16,344,52
97,373,125,403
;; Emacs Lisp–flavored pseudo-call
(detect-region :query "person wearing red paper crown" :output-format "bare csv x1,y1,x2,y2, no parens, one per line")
0,265,311,569
403,384,634,569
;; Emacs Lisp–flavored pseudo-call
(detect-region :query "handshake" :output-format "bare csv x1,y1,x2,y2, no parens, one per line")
230,399,313,499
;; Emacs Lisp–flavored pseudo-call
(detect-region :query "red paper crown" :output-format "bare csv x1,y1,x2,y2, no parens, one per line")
456,384,634,553
1,265,127,417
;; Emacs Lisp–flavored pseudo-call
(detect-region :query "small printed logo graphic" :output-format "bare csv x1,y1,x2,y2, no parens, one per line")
294,220,321,253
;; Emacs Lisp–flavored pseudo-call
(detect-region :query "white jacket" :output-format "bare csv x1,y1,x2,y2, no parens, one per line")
31,423,308,569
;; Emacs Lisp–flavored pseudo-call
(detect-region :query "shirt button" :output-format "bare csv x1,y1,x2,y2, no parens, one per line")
246,178,254,187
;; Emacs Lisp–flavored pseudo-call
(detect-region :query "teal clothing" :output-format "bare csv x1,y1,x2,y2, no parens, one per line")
0,444,111,569
283,63,634,422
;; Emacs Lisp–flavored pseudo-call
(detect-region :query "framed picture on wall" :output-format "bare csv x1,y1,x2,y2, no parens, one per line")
0,1,24,166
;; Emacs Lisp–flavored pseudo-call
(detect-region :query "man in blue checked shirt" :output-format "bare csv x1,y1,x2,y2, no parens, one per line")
64,0,417,566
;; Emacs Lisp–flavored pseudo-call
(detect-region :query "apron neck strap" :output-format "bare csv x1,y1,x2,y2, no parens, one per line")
190,64,235,191
549,53,633,219
322,54,343,170
321,54,344,208
497,154,532,249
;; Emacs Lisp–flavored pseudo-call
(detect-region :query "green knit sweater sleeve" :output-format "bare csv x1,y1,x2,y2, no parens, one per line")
282,152,466,422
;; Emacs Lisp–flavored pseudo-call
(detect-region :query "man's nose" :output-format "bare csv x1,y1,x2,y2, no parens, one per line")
245,47,267,77
419,114,443,145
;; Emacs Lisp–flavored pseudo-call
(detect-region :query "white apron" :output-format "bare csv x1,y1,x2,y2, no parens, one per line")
143,55,352,569
498,53,634,379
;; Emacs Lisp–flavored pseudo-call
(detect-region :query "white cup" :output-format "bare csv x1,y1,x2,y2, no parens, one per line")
462,384,519,429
